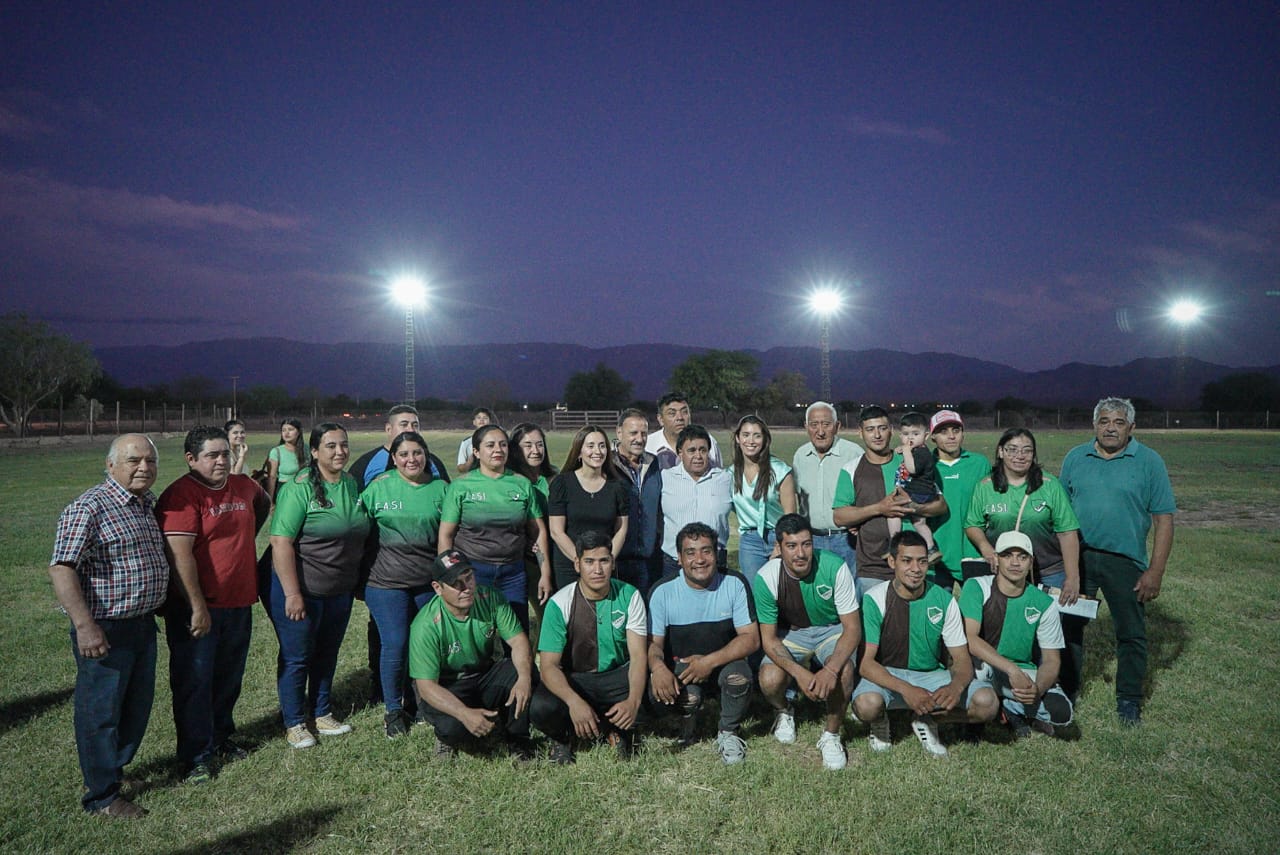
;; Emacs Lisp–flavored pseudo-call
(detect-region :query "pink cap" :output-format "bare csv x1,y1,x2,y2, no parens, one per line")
929,410,963,433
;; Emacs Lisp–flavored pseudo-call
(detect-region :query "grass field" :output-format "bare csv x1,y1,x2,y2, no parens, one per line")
2,427,1278,853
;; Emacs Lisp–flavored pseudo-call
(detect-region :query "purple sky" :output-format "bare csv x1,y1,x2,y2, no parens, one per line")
2,3,1277,370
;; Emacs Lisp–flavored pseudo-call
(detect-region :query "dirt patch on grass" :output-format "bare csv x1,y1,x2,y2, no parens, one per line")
1176,500,1280,529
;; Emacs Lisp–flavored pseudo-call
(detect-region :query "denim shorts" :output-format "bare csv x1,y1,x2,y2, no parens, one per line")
763,622,845,668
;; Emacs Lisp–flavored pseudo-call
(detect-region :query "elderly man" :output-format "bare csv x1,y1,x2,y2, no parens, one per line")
1060,397,1176,725
832,406,947,598
658,424,734,577
613,408,663,595
157,426,271,784
792,401,863,573
49,434,169,818
645,392,723,471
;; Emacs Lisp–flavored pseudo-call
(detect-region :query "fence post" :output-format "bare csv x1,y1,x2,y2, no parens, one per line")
1216,410,1220,430
59,395,64,436
115,401,120,435
142,400,147,433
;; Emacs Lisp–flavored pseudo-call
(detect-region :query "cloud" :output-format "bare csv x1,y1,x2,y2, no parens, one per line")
0,104,55,139
846,114,949,145
0,169,302,233
974,275,1114,315
39,313,249,328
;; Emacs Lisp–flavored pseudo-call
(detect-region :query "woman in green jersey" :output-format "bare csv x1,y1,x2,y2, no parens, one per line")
964,428,1081,606
361,431,449,738
266,417,309,499
267,423,370,748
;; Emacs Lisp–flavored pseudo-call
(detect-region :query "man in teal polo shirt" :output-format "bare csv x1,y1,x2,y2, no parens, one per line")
1060,397,1175,725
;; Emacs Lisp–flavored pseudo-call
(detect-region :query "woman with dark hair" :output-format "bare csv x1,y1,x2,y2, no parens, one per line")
509,422,558,619
267,418,309,497
224,418,249,475
963,428,1081,603
547,425,630,591
727,415,795,586
267,423,370,748
360,430,449,738
438,424,551,630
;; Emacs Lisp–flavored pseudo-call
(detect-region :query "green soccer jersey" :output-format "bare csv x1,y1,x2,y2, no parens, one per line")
932,451,990,566
963,475,1079,574
441,469,544,564
752,549,857,628
539,579,647,673
361,472,448,588
862,581,966,672
958,576,1063,670
407,585,523,683
269,472,370,597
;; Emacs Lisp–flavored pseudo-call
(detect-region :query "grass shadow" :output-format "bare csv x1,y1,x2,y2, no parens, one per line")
1080,602,1189,704
0,686,73,735
161,804,345,855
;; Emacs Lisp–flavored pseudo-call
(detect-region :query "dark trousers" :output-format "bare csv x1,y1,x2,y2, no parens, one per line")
422,659,530,746
615,557,652,597
364,585,433,716
1063,548,1148,704
648,658,752,733
71,615,156,812
165,605,252,766
530,664,637,742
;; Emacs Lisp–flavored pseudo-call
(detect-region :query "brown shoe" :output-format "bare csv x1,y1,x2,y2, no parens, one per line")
94,797,147,819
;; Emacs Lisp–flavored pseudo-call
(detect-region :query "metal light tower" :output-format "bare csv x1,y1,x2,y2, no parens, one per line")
391,275,427,405
1167,297,1203,409
807,287,845,402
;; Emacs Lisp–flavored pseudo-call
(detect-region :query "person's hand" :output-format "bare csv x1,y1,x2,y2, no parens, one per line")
284,593,307,621
569,699,600,739
810,665,840,700
605,697,640,732
677,655,714,685
462,707,498,737
878,490,912,519
651,663,681,704
189,604,211,637
901,684,935,715
76,621,109,659
1134,570,1162,603
982,549,998,572
930,681,965,713
537,572,553,604
1005,668,1037,704
1058,577,1080,606
506,677,532,719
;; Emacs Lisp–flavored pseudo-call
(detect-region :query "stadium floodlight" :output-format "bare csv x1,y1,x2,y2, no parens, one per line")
1167,298,1203,327
390,275,428,404
807,286,845,402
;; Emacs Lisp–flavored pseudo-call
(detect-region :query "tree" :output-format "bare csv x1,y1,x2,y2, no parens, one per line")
1200,372,1280,411
0,314,100,437
669,350,759,415
753,370,813,413
564,363,633,410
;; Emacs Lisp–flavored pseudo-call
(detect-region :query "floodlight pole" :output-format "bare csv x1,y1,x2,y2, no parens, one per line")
819,315,832,403
403,304,416,406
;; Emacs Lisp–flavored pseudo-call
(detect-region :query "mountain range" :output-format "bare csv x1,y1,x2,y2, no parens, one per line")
95,338,1279,409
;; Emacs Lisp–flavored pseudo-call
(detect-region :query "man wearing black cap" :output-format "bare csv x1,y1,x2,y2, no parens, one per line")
407,549,536,760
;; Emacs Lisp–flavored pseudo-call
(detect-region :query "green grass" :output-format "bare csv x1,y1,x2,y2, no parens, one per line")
2,428,1279,853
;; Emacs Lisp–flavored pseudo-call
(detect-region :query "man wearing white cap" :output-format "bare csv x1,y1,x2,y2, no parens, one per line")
928,410,989,591
959,531,1074,738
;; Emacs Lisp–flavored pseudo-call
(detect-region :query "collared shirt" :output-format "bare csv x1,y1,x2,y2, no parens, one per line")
660,464,733,559
50,477,169,620
1059,437,1176,569
613,448,662,559
646,432,723,472
792,437,864,531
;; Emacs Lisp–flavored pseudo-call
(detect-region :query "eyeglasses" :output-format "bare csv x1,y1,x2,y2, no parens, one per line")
1002,446,1035,458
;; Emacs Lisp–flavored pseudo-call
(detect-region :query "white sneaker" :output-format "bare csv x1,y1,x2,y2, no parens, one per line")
816,730,847,770
715,731,747,766
867,715,893,752
313,714,352,736
772,710,797,744
286,724,316,749
911,715,948,758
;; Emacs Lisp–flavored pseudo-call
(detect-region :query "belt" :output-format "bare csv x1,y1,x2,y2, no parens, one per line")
812,528,847,538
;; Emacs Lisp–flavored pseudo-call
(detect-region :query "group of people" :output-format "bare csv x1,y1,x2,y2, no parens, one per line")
49,394,1174,817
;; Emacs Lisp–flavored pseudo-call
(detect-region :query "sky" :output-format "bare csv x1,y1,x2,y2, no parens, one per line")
1,3,1277,371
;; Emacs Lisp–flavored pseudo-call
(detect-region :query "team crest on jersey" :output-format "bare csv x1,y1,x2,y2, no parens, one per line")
816,584,833,600
1032,500,1049,514
447,641,461,656
509,491,524,502
927,606,944,624
1024,606,1042,624
611,609,626,629
485,626,497,638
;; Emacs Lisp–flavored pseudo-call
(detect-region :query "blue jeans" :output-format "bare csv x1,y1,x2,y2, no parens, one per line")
811,532,858,577
364,585,433,714
736,530,776,589
71,615,157,812
470,560,528,631
265,572,354,728
165,606,252,766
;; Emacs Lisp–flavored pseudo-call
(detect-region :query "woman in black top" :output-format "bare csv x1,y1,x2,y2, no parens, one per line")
547,425,630,591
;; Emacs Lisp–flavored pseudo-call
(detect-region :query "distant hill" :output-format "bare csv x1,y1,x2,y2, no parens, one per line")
95,338,1280,408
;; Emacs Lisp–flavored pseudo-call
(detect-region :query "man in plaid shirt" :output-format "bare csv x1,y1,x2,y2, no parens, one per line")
49,434,169,819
